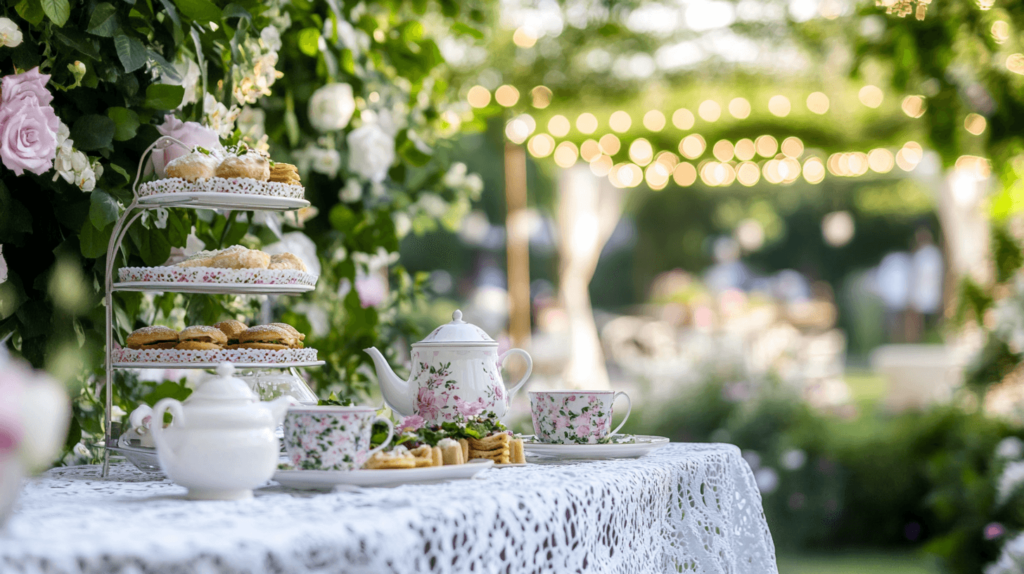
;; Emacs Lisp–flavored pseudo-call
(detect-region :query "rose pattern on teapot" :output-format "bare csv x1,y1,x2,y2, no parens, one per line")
412,356,506,424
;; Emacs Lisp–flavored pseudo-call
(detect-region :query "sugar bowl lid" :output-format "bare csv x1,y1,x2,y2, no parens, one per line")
187,363,258,404
414,310,496,347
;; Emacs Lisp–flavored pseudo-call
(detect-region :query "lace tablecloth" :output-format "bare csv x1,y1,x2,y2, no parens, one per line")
0,443,777,574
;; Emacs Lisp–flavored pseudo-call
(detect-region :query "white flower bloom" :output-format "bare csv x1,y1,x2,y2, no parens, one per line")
260,26,282,52
347,124,395,183
394,212,411,238
152,207,169,229
92,159,103,180
0,18,23,48
443,162,467,188
998,437,1024,460
237,106,266,140
308,83,355,131
71,150,87,172
311,148,341,177
203,94,242,139
417,193,448,218
293,302,329,337
0,245,7,284
77,169,96,192
998,460,1024,505
154,55,201,108
465,173,484,195
352,247,399,273
340,178,362,203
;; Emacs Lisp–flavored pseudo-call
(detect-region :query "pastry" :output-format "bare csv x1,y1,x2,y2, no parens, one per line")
237,324,292,350
174,249,220,268
214,320,247,345
209,246,270,270
166,149,220,182
268,253,308,273
269,162,301,186
126,326,179,350
459,439,469,463
270,323,305,344
364,446,417,469
176,325,227,350
439,438,464,465
469,433,512,464
510,438,525,464
432,446,443,467
215,153,270,181
409,445,435,468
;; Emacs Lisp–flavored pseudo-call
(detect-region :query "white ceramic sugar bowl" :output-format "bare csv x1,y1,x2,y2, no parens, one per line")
150,363,296,500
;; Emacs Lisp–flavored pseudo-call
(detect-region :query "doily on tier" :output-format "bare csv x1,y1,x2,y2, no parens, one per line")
118,266,318,286
1,444,777,574
114,347,318,364
138,177,305,200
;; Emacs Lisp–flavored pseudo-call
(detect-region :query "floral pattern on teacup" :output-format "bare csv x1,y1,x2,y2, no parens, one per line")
283,411,374,471
530,393,614,445
412,360,502,425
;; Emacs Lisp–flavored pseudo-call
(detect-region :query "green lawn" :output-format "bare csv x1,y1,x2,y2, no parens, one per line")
778,551,940,574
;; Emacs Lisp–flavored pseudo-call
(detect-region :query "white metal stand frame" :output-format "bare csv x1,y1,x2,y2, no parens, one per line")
100,136,319,478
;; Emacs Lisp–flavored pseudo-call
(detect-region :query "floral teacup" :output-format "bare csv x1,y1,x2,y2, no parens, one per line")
283,406,394,471
529,391,632,444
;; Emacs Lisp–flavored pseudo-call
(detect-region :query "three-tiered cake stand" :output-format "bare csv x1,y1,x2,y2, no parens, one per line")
100,136,324,477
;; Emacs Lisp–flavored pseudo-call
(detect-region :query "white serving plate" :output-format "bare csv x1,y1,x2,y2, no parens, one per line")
492,463,528,468
113,360,325,369
112,282,314,295
521,435,670,459
138,191,310,212
273,459,494,489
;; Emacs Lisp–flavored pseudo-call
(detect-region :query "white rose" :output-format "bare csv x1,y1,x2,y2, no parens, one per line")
0,18,23,48
260,26,282,52
347,124,395,183
311,148,341,177
339,178,362,203
308,83,355,132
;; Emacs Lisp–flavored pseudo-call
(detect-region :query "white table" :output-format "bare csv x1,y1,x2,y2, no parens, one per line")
0,443,777,573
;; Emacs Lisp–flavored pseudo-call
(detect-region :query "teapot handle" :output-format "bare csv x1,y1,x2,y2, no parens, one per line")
499,348,533,400
365,416,395,459
150,398,184,472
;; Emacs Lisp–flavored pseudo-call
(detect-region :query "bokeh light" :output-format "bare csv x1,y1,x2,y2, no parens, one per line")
781,137,804,158
527,134,555,157
734,139,756,161
737,162,760,186
599,134,621,155
467,85,491,108
993,21,1010,44
729,98,751,119
822,211,855,247
505,116,532,144
580,139,602,162
553,141,579,167
590,154,613,176
902,95,926,118
1008,54,1024,75
679,134,706,159
609,111,632,133
629,138,654,165
858,85,884,108
713,139,735,162
698,100,721,122
645,162,671,190
965,113,987,135
802,157,826,183
512,27,537,48
673,162,697,186
548,116,570,138
531,86,552,109
655,151,679,170
768,95,791,117
643,110,666,131
576,113,599,134
610,163,642,188
806,92,829,114
495,85,520,107
755,135,778,158
868,148,894,173
672,108,695,130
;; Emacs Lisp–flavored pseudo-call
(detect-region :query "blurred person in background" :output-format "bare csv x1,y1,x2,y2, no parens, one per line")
876,250,912,343
906,226,944,342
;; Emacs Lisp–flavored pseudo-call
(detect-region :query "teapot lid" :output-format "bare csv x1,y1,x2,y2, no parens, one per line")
414,310,496,347
187,363,258,403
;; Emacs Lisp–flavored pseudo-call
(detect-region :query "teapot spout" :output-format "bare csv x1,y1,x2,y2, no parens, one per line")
364,347,414,417
267,395,298,425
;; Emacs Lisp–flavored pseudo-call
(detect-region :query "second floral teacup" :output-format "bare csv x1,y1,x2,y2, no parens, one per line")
283,406,394,471
529,390,632,444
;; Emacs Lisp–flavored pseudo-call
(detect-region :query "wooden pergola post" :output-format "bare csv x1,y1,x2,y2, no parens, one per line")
504,142,531,351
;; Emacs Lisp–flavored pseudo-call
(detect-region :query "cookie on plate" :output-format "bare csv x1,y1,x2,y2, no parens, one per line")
126,326,179,350
364,448,417,470
176,325,228,350
237,324,292,350
268,253,308,273
166,150,220,182
214,320,247,346
216,153,270,181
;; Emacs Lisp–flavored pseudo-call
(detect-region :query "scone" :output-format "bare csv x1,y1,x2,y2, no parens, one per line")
216,153,270,181
268,253,308,273
214,320,247,346
364,446,417,469
176,325,228,350
126,326,179,350
237,324,292,350
269,162,301,186
209,246,270,270
166,150,219,182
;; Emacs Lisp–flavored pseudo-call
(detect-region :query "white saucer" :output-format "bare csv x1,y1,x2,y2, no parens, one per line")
521,435,670,459
492,463,528,468
112,282,314,295
273,459,494,489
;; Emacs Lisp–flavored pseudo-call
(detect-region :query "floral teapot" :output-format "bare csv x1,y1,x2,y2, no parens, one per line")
365,310,532,425
150,363,296,500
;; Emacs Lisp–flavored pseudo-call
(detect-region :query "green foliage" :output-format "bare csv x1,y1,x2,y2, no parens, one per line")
993,226,1024,284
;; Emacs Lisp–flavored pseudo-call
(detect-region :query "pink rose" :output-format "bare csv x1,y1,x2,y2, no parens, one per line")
355,271,387,308
2,67,54,107
576,425,591,437
0,94,59,176
399,414,426,433
154,114,220,172
455,398,484,418
553,415,570,431
416,387,439,421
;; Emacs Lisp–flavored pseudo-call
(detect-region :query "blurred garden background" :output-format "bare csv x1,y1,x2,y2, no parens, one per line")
4,0,1024,571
